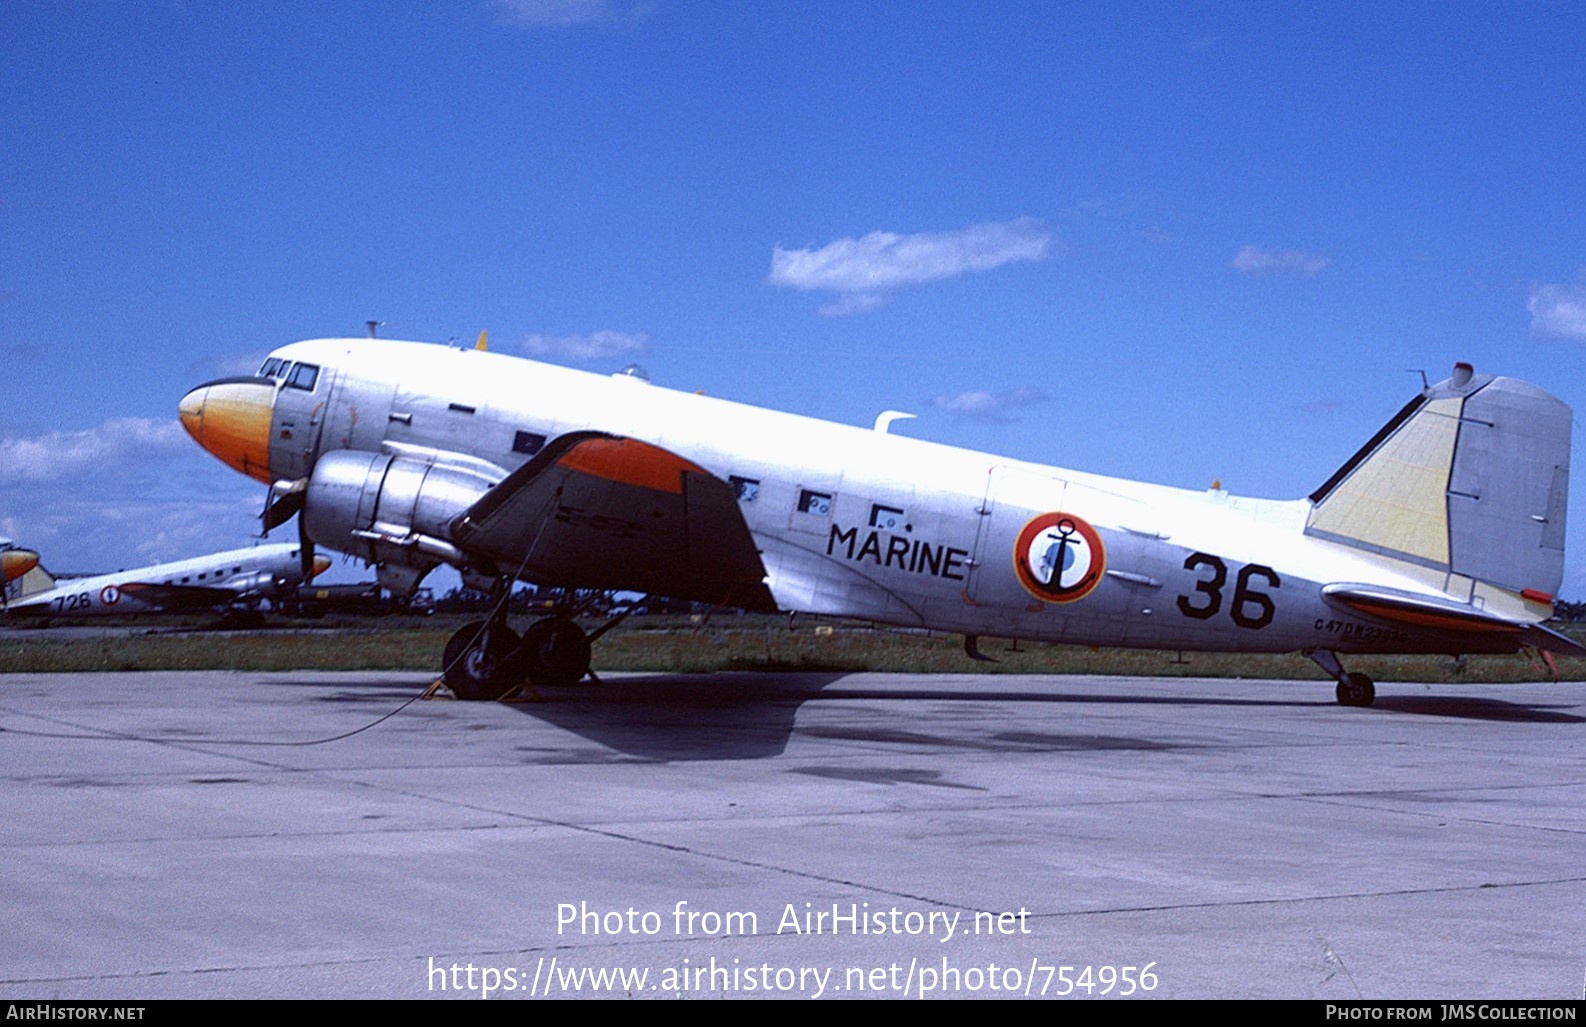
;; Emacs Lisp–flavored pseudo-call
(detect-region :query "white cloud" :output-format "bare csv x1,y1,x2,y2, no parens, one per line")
112,493,266,564
1528,282,1586,342
0,418,190,486
520,329,649,362
0,416,266,572
26,494,260,570
817,293,887,318
931,386,1048,421
491,0,648,28
769,218,1055,316
1231,244,1331,277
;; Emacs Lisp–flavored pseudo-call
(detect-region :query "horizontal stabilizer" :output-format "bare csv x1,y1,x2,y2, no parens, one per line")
1322,582,1586,657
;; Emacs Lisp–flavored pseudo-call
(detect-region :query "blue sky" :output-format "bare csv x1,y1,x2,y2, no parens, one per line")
4,1,1586,597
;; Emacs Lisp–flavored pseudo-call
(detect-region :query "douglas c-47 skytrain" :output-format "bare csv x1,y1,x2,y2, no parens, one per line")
178,336,1582,705
2,542,330,620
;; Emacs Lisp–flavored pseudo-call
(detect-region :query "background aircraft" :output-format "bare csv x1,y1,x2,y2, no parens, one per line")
1,539,41,590
179,339,1581,705
3,542,330,620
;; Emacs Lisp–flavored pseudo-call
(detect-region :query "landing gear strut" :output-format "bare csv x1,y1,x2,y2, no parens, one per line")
1305,649,1376,707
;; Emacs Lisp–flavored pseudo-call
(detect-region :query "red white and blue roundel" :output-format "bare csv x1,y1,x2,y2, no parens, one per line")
1013,512,1106,603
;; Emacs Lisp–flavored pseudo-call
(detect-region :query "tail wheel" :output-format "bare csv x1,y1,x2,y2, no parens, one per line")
518,617,592,688
443,620,522,700
1336,672,1376,707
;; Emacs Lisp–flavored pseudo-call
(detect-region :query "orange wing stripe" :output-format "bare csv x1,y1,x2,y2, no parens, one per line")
557,437,705,495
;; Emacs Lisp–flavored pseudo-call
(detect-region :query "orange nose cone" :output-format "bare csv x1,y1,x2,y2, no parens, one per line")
310,555,332,579
2,549,39,584
179,380,276,484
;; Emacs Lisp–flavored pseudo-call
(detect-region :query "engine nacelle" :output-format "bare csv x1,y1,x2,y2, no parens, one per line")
302,450,497,572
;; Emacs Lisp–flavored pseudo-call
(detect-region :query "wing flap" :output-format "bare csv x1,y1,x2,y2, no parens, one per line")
451,432,775,610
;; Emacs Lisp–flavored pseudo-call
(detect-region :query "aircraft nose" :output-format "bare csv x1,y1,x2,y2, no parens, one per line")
310,554,332,579
179,378,276,484
2,548,39,584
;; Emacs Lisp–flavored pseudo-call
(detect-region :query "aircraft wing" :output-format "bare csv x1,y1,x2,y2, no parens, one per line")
449,431,776,610
117,582,247,609
1321,582,1586,657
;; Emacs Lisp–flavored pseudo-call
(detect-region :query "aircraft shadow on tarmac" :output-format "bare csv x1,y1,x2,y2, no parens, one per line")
501,672,847,762
1368,693,1586,723
267,672,1586,761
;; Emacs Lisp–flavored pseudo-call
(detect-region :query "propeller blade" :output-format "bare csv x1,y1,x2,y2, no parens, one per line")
262,479,307,533
298,502,317,580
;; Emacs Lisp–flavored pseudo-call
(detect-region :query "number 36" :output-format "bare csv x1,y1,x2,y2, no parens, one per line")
1176,553,1279,629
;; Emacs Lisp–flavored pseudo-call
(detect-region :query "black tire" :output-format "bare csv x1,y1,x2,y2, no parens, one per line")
518,617,592,688
1335,672,1376,707
443,620,522,700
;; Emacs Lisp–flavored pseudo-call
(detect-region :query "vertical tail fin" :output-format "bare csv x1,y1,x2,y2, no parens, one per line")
1306,364,1570,600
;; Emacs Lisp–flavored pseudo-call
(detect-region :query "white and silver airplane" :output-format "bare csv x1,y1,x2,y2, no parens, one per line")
3,542,330,620
178,338,1580,704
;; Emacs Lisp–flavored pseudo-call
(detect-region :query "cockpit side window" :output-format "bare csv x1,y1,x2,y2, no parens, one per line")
259,357,285,379
286,362,320,391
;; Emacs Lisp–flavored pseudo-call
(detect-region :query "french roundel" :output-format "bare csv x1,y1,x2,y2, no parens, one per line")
1013,512,1106,603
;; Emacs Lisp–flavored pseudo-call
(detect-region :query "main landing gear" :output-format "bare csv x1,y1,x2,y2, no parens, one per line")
518,616,593,689
439,588,631,700
1304,649,1376,707
442,614,595,700
442,618,528,700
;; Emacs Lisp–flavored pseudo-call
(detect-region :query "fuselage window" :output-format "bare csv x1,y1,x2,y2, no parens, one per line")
869,503,905,531
730,475,760,502
513,431,546,456
287,362,320,391
798,489,833,516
